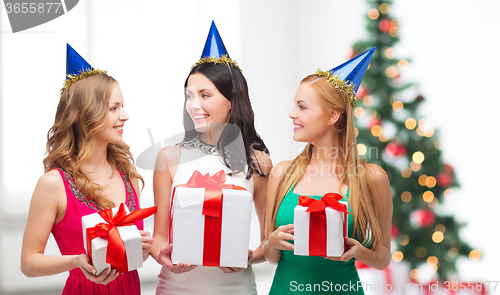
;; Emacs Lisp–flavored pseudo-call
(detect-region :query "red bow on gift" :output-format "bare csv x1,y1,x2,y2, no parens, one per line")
169,170,246,266
298,193,350,214
88,203,157,273
298,193,350,257
185,170,228,219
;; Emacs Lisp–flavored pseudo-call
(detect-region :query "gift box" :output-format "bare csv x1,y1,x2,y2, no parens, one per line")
82,203,157,275
170,170,252,268
294,193,349,257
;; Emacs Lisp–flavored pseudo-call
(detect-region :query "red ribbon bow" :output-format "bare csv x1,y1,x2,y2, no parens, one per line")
298,193,350,214
169,170,246,266
87,203,157,273
185,170,227,219
298,193,350,257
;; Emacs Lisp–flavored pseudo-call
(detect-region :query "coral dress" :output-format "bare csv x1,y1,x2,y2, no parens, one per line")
51,168,143,295
156,136,258,295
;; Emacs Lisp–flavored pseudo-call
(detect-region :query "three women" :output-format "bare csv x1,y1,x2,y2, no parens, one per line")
21,24,392,295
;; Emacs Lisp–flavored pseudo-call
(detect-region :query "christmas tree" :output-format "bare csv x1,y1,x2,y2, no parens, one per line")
351,0,479,281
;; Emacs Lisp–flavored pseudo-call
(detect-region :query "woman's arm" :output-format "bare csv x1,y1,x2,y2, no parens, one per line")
20,170,119,284
262,161,295,265
21,170,78,277
247,150,273,266
336,163,393,270
150,146,195,273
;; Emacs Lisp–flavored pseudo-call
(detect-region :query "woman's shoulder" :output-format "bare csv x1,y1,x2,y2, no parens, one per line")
269,160,292,180
38,169,64,188
364,162,389,183
33,169,66,201
155,145,181,169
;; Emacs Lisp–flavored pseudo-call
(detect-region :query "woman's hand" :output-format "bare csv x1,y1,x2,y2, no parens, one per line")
77,254,120,285
268,224,295,251
140,230,153,261
219,249,254,273
157,244,196,274
325,237,363,262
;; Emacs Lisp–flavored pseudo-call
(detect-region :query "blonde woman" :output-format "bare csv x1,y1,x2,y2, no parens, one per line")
263,48,392,294
20,44,152,295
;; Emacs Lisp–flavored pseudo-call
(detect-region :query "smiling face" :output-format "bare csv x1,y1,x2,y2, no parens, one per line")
185,73,232,134
289,82,333,143
94,83,129,145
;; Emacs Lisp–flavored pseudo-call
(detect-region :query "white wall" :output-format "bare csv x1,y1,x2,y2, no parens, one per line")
1,0,499,294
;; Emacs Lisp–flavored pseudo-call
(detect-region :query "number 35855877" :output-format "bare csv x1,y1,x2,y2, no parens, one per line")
5,3,62,14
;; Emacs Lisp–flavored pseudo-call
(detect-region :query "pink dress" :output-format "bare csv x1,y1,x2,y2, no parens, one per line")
51,168,144,295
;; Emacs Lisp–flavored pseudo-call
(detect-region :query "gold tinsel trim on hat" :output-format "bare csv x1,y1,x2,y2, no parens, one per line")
315,69,357,107
190,55,242,72
60,68,107,96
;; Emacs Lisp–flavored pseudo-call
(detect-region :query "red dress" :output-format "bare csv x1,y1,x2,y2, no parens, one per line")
51,168,143,295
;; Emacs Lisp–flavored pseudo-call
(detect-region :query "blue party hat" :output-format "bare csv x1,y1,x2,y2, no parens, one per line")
316,47,376,106
201,20,229,59
191,21,241,71
61,43,106,95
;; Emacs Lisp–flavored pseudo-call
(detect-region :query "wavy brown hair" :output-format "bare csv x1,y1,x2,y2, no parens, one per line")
268,74,383,250
43,73,144,209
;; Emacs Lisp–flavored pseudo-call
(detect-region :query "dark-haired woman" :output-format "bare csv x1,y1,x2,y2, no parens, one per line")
151,22,272,295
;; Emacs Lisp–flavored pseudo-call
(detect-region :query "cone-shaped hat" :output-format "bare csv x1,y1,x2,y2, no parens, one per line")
191,21,241,71
201,20,229,59
66,43,94,77
61,44,106,95
316,47,376,106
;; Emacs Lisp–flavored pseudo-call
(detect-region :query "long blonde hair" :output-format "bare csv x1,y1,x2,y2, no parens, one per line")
43,73,144,209
269,74,383,249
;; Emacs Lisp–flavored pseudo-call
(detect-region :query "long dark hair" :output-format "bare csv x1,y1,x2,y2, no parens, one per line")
183,63,269,179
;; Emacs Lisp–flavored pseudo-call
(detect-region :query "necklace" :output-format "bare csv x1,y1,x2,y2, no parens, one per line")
180,135,219,156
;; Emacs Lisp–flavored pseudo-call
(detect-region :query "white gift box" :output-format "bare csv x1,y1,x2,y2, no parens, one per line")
82,206,143,275
170,187,252,268
294,201,348,257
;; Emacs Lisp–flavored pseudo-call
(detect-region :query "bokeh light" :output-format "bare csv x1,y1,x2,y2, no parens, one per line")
358,143,367,156
392,100,404,112
432,231,444,243
423,191,435,203
413,151,425,164
469,249,482,260
401,191,412,202
363,95,374,107
354,107,366,118
405,118,417,130
385,47,396,59
371,125,383,137
368,8,379,20
392,251,403,262
401,167,412,178
379,3,390,14
410,161,421,172
398,60,409,70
